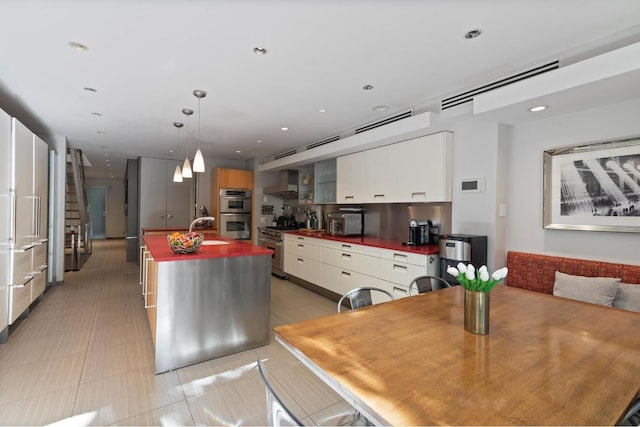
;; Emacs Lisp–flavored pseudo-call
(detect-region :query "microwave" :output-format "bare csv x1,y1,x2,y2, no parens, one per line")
326,212,363,236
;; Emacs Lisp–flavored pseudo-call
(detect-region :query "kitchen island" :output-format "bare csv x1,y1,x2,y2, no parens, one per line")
141,234,272,373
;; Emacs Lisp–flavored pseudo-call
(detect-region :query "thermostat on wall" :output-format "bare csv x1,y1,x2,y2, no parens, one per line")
461,178,485,193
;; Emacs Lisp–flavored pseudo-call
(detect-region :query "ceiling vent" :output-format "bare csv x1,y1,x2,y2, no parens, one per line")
441,59,560,110
307,135,340,150
273,148,297,160
355,109,414,134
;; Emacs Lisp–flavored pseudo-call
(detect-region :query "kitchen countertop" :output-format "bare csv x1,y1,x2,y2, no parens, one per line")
284,230,440,255
143,234,272,262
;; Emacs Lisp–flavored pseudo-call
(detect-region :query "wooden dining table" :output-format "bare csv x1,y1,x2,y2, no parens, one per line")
274,285,640,426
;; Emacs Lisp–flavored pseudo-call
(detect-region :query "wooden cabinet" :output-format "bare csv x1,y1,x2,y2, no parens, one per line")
214,168,254,190
336,131,453,204
210,168,254,230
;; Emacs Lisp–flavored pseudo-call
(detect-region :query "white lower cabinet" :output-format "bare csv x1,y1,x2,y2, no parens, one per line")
284,235,323,285
284,234,439,302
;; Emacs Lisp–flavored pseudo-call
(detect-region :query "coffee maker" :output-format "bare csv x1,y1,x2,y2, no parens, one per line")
408,219,432,246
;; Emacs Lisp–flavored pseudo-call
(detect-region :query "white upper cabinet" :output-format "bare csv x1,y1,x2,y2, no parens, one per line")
337,131,453,204
362,144,399,203
336,152,364,204
396,131,453,202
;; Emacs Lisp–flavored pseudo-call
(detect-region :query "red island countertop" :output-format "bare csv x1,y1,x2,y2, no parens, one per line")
283,230,440,255
143,234,272,262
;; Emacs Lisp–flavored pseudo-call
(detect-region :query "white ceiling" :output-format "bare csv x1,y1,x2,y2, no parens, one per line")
1,0,640,179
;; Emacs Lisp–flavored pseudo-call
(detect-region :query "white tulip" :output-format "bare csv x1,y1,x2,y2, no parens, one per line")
465,269,475,281
479,269,490,281
457,262,467,273
491,269,502,280
446,266,460,278
467,263,475,273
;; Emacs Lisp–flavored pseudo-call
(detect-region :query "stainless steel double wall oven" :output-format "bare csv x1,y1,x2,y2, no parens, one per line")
218,188,252,240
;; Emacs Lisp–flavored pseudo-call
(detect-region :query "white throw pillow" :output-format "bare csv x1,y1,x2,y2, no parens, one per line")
553,272,620,307
612,282,640,313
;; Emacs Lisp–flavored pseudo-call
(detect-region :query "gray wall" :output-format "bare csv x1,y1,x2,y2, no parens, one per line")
86,177,126,238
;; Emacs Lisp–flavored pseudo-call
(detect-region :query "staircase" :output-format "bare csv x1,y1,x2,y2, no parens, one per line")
65,147,92,271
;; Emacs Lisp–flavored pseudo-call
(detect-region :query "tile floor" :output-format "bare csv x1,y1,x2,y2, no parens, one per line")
0,239,357,426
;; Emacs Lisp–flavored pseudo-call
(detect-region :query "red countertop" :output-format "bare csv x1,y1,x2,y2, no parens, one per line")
143,234,272,262
284,230,440,255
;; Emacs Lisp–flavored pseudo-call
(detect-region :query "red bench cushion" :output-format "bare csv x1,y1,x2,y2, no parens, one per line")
506,251,640,294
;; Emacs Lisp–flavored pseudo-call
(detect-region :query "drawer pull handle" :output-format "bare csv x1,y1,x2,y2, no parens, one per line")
374,194,385,198
393,253,408,261
297,258,304,263
393,264,408,271
341,271,351,278
411,192,427,198
393,286,408,296
344,196,354,200
342,253,351,259
298,244,304,248
342,244,351,250
297,236,304,240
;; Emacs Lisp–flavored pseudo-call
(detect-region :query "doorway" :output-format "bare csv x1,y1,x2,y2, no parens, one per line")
87,186,107,239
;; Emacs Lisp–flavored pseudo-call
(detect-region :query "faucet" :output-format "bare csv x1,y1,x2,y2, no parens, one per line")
189,216,216,234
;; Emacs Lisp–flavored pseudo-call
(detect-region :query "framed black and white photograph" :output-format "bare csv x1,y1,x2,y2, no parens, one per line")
543,137,640,233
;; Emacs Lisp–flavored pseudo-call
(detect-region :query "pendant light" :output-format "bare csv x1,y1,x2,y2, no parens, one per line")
192,89,207,173
181,108,193,178
172,122,184,182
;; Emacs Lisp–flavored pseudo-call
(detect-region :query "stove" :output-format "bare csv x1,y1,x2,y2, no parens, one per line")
257,226,299,277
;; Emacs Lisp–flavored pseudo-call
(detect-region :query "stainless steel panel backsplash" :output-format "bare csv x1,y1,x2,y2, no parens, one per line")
322,203,452,241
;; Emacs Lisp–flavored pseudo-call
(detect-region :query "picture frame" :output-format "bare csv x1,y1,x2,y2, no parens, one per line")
543,136,640,233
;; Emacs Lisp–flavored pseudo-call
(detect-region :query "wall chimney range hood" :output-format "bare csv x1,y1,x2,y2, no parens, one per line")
264,170,298,199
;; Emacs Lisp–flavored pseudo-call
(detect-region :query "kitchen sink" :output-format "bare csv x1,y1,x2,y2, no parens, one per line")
201,240,231,246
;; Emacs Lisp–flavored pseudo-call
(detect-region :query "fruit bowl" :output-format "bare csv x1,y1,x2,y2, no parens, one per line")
167,232,204,254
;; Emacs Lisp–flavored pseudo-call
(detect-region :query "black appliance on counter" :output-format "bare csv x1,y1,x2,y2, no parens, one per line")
407,219,440,246
438,234,487,285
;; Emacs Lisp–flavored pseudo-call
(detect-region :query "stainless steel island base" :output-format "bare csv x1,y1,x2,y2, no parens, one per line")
154,254,271,373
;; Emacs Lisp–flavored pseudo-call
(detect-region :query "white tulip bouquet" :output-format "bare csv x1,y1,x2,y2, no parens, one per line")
446,262,508,292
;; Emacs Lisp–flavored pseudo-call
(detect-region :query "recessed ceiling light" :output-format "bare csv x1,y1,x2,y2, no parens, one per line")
236,150,242,153
68,41,88,52
464,29,482,39
257,140,263,143
103,153,109,156
372,105,389,112
362,84,374,91
529,105,548,112
83,87,97,92
169,149,174,153
318,109,327,113
253,47,267,55
281,127,289,131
